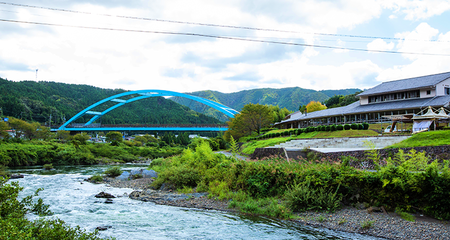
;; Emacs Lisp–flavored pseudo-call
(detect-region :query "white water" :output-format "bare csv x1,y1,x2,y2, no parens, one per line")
10,165,381,240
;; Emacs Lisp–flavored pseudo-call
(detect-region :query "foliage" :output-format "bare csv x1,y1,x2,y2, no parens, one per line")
225,103,273,140
43,164,53,170
105,131,123,143
360,220,375,229
103,166,123,178
285,182,342,212
305,101,327,113
395,207,416,222
0,176,103,239
171,86,360,121
72,133,90,145
229,135,239,156
149,142,450,220
89,174,103,183
323,92,361,109
0,78,222,125
0,120,10,139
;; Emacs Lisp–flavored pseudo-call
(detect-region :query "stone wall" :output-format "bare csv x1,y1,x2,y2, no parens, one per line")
313,145,450,162
251,145,450,162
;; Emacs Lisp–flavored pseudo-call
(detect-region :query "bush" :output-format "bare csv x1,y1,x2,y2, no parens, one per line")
104,166,123,178
89,174,103,183
362,122,370,130
325,125,331,131
358,124,363,130
285,182,342,212
330,125,336,131
43,164,53,170
0,177,101,239
344,124,351,130
350,123,358,130
336,125,344,130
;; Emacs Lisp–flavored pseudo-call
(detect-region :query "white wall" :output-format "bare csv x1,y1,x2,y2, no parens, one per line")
436,77,450,96
359,96,369,105
420,89,435,98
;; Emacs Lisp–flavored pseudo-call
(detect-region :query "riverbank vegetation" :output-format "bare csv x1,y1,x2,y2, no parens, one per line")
0,176,104,239
149,142,450,220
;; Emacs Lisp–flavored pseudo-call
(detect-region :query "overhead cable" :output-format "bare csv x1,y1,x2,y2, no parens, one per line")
0,18,449,56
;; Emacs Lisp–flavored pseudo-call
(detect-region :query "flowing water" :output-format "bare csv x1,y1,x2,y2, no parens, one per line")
9,165,381,240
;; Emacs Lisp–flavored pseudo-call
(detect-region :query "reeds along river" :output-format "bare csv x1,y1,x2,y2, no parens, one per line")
10,165,381,240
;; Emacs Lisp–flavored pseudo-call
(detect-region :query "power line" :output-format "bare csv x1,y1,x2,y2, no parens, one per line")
0,1,447,43
1,18,449,56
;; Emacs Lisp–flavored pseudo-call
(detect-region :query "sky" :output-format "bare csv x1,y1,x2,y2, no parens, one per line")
0,0,450,94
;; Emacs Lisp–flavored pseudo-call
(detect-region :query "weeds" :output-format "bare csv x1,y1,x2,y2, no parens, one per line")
104,166,123,178
395,207,416,222
361,220,375,229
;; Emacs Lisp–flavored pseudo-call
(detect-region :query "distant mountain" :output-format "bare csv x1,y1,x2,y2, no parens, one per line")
0,78,222,125
171,87,361,121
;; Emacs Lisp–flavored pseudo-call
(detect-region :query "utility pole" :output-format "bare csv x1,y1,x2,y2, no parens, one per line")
36,69,38,81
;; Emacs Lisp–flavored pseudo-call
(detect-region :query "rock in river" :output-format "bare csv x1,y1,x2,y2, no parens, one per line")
95,192,116,198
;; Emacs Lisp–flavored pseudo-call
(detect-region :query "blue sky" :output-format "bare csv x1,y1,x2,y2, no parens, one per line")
0,0,449,93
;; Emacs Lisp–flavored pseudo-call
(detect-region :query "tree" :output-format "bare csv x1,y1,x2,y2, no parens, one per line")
225,103,272,140
105,131,123,143
306,101,327,113
299,104,307,113
0,121,10,139
72,133,90,145
55,130,71,142
7,118,34,139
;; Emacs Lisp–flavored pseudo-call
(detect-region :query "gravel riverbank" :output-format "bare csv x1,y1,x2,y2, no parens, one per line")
95,177,450,240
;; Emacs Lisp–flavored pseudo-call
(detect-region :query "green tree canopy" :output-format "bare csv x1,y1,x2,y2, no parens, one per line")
306,101,327,113
105,131,123,143
225,103,272,140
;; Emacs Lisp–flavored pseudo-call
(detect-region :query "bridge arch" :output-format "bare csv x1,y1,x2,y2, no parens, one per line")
58,90,239,130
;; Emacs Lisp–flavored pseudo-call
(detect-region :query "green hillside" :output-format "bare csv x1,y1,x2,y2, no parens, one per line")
171,87,361,121
0,78,222,125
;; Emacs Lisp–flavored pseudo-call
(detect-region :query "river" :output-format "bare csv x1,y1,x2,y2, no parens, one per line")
9,165,381,240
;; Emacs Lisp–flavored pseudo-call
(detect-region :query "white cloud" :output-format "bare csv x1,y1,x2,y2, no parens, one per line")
367,39,395,53
0,0,450,95
377,24,450,82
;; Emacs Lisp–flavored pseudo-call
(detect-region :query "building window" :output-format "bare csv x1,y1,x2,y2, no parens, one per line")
427,90,431,95
446,87,450,95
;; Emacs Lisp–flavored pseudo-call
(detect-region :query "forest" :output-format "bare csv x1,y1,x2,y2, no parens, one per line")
0,78,223,126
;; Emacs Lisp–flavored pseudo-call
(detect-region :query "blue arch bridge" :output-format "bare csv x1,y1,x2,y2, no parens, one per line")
55,90,239,132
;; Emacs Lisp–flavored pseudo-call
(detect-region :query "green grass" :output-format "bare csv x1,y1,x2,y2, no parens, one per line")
313,130,379,138
387,130,450,148
241,137,296,155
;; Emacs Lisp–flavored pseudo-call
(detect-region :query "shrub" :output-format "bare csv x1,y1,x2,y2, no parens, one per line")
43,164,53,170
103,166,123,178
336,125,344,130
358,124,363,130
350,123,358,130
89,174,103,183
344,124,351,130
285,182,342,212
325,125,331,131
330,125,336,131
362,122,369,130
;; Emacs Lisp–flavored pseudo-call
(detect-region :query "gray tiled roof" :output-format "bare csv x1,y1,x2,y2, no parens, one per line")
278,95,450,124
358,71,450,97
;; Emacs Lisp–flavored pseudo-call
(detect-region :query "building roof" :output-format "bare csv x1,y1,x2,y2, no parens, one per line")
278,95,450,124
357,71,450,97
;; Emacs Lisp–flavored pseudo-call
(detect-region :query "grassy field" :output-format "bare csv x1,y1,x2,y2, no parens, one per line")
387,130,450,148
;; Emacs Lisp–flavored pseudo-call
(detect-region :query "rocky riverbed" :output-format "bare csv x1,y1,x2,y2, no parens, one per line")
92,175,450,240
